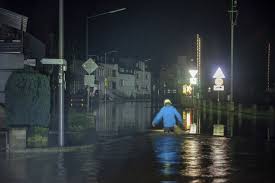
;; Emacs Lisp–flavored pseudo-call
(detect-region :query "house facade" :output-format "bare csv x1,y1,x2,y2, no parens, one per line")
70,58,152,100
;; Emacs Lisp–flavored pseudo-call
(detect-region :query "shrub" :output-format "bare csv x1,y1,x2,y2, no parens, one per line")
68,110,95,131
27,127,48,147
5,71,50,127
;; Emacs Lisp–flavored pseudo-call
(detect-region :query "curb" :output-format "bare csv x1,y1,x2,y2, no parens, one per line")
9,144,95,153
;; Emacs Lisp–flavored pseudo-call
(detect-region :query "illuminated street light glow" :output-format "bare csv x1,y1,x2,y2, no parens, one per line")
182,84,192,95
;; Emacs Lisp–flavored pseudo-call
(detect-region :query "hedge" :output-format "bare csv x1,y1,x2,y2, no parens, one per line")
5,71,50,127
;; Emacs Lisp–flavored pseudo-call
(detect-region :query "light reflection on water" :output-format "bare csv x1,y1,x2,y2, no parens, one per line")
152,135,234,182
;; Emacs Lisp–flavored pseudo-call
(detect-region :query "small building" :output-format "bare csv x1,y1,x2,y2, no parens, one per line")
0,8,45,104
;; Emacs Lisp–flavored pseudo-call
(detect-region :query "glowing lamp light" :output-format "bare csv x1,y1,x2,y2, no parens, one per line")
182,84,192,95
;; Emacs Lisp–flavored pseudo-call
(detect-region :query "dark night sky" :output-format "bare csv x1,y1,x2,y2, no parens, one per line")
1,0,275,101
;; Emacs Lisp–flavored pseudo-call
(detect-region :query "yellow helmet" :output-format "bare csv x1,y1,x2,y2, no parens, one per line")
164,99,172,105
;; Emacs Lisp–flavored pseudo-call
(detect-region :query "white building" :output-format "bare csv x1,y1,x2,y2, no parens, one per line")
94,60,151,100
117,67,136,98
134,61,151,98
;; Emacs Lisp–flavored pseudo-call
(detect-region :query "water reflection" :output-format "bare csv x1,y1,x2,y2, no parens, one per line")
152,135,232,182
209,138,231,178
180,138,202,177
186,105,274,140
153,135,182,176
95,102,151,135
56,153,66,182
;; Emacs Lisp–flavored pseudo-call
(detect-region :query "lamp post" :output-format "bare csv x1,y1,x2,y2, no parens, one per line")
58,0,64,147
86,8,126,60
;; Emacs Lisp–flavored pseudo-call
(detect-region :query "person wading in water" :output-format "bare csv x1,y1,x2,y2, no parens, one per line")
152,99,183,133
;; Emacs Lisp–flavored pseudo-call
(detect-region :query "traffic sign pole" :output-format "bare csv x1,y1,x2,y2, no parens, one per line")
87,85,90,112
82,58,98,113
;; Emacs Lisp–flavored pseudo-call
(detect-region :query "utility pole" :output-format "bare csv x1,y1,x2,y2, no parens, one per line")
196,34,201,99
58,0,64,147
229,0,238,103
267,43,271,91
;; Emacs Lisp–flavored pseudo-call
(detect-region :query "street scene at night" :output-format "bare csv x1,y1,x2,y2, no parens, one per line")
0,0,274,182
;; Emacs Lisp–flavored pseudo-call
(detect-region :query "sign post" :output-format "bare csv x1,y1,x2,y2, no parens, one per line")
82,58,98,112
213,67,225,102
40,58,67,147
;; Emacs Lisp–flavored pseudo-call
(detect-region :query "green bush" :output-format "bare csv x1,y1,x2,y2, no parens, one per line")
68,110,95,131
5,71,50,127
27,127,48,147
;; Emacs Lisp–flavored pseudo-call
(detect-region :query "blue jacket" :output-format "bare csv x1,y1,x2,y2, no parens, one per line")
152,105,182,128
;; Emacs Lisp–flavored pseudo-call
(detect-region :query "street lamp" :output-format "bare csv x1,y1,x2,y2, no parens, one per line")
86,8,126,60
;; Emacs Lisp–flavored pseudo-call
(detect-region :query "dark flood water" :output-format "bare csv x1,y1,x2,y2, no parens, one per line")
0,102,275,183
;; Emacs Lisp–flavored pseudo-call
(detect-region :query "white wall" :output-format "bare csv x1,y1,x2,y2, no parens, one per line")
117,73,135,97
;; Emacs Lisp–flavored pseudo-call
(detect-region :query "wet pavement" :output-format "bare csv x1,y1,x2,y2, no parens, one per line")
0,102,275,183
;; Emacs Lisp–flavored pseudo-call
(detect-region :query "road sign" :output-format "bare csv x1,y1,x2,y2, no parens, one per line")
189,124,197,134
84,75,95,87
190,78,197,85
213,85,224,91
24,59,36,67
82,58,98,74
40,58,67,65
213,67,225,78
215,78,224,85
189,69,198,78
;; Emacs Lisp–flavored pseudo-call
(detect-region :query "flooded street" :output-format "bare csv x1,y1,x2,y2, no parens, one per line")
0,102,275,183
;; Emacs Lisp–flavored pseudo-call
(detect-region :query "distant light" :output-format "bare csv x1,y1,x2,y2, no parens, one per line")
186,111,191,130
182,84,192,95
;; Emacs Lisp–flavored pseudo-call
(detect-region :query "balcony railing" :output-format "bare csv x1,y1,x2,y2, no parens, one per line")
0,39,23,53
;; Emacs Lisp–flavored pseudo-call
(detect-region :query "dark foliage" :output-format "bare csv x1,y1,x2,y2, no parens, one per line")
5,71,50,127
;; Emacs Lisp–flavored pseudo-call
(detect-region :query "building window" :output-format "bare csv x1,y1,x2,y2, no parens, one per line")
136,73,139,79
112,70,116,77
145,74,148,79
